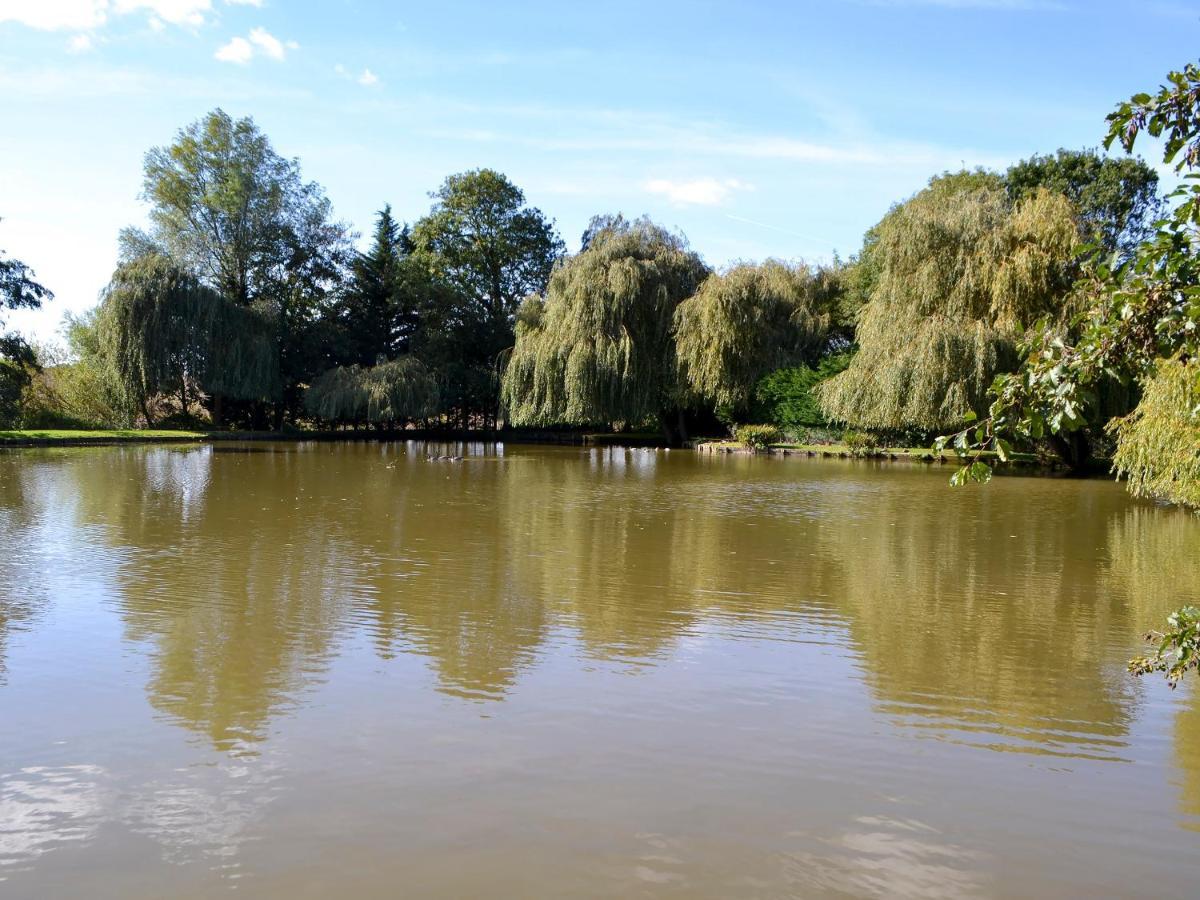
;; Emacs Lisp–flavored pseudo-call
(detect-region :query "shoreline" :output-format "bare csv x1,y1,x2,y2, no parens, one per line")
0,429,1104,476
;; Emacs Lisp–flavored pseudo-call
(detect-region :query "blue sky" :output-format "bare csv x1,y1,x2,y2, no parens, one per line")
1,0,1197,341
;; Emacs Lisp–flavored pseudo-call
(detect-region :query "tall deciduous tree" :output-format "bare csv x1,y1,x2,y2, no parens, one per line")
674,260,833,414
816,174,1079,434
501,217,709,441
411,169,563,425
133,109,350,424
412,169,563,331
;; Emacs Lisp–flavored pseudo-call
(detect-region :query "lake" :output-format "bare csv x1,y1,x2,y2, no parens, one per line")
1,441,1198,898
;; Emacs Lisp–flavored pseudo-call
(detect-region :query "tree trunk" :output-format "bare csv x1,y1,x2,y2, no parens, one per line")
211,393,223,429
658,409,683,447
1049,430,1092,474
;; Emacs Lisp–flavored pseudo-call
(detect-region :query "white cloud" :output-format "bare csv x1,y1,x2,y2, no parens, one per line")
247,25,283,59
0,0,108,31
0,0,213,31
214,27,292,64
334,64,380,87
225,0,262,6
214,34,252,63
66,32,93,52
643,177,753,207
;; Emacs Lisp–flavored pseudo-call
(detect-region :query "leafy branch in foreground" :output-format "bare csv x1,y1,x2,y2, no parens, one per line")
1129,607,1200,688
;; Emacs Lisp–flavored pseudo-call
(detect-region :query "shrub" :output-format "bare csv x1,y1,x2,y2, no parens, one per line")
751,352,852,429
842,430,879,456
735,424,782,451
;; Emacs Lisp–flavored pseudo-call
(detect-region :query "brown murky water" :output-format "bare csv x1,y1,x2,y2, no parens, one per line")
1,441,1198,898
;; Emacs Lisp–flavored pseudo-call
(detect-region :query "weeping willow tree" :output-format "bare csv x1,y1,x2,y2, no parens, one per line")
99,253,279,422
1110,356,1200,508
501,217,709,440
816,175,1079,433
305,356,439,425
674,260,831,414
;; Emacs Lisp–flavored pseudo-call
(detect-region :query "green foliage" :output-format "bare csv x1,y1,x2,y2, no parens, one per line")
734,424,781,451
98,253,279,420
501,217,709,428
331,205,419,366
943,59,1200,505
1110,355,1200,508
305,356,439,424
409,169,564,424
0,231,52,426
138,108,349,309
817,175,1080,432
752,352,852,429
674,260,831,411
842,430,878,455
412,169,563,330
1006,148,1162,257
135,109,350,425
1129,606,1200,688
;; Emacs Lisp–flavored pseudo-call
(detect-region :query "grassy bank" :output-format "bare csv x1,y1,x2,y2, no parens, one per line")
0,429,209,446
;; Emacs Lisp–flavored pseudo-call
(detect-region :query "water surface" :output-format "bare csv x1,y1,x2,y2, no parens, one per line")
1,442,1198,897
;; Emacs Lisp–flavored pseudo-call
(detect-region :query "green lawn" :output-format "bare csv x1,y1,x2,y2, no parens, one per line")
0,429,207,444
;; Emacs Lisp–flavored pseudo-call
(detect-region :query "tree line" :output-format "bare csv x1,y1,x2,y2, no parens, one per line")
0,66,1193,512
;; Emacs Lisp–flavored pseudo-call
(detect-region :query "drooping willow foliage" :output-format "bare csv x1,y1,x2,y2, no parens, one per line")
674,260,831,412
817,177,1080,432
501,218,709,427
1111,355,1200,508
305,356,440,425
98,253,279,416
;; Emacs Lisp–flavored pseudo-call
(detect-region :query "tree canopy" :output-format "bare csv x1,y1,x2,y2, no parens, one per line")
412,169,563,330
1006,148,1161,258
817,174,1080,433
501,217,708,435
674,260,832,412
136,108,350,309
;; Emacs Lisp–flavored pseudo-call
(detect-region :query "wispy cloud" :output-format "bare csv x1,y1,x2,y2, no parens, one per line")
67,33,94,54
115,0,212,26
644,177,753,207
849,0,1066,8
